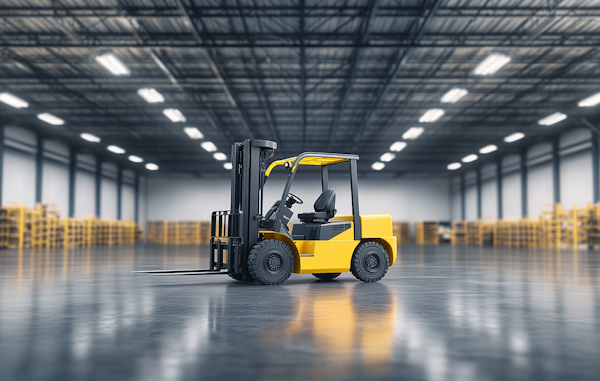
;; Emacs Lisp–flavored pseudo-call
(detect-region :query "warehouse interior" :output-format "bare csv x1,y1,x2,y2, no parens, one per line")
1,1,600,380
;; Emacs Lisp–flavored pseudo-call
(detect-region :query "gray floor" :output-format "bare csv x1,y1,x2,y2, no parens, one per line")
1,244,599,381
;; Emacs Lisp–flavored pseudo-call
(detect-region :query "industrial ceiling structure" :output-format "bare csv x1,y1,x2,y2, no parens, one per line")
1,0,600,176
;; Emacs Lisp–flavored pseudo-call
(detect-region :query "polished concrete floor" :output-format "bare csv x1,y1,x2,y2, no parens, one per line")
1,244,599,381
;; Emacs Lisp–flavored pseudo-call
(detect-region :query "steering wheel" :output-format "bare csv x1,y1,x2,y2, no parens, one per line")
288,193,303,205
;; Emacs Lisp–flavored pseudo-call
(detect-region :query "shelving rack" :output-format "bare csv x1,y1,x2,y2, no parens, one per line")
451,221,468,245
416,221,439,245
146,220,212,245
393,222,410,244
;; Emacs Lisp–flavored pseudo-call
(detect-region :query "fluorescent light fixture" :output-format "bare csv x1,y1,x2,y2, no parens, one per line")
578,92,600,108
107,145,125,154
201,141,217,152
441,88,468,103
163,108,186,122
80,133,100,143
403,127,425,140
213,152,227,161
504,132,525,143
372,162,385,171
183,127,204,139
128,155,143,163
448,162,462,170
479,144,498,154
538,112,567,126
380,153,396,162
137,88,164,103
224,163,233,170
37,113,64,125
474,53,511,75
390,141,407,152
419,109,444,123
146,163,159,171
0,92,28,108
462,154,478,163
95,53,130,75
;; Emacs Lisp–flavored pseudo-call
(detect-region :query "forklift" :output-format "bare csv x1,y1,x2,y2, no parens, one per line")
139,139,397,285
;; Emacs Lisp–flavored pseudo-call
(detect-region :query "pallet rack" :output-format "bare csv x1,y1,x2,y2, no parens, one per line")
146,220,212,245
393,222,410,244
415,221,439,245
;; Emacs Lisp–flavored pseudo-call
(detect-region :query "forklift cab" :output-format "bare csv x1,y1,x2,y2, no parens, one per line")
260,153,360,243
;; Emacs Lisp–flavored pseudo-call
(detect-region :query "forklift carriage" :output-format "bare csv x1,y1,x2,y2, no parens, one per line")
139,139,396,285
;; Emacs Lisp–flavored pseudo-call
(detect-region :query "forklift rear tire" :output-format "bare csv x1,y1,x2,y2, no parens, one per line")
312,273,341,281
248,239,294,285
350,241,389,282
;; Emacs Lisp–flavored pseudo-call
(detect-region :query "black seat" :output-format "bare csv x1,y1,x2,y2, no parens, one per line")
298,189,336,223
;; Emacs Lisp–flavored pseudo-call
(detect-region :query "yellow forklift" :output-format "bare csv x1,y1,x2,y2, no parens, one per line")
139,139,396,285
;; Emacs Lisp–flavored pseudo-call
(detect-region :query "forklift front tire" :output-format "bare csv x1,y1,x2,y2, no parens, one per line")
248,239,294,285
312,273,341,281
350,241,389,282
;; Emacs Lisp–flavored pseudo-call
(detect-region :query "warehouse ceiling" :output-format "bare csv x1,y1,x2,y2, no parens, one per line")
1,0,600,177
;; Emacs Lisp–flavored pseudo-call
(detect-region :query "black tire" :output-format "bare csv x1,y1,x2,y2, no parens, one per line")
312,273,341,281
350,241,389,282
248,239,294,285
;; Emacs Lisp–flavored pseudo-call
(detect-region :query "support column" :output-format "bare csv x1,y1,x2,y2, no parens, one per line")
95,159,102,217
134,172,140,224
521,151,528,218
0,124,4,205
497,162,503,219
68,149,76,217
117,166,122,220
552,139,560,203
592,135,599,203
476,168,482,219
460,173,466,220
35,135,44,204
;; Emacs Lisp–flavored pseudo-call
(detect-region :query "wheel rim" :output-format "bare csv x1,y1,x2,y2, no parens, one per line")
264,251,283,274
364,251,380,273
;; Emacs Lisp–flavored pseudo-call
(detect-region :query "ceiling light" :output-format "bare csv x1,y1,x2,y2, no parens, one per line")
0,92,28,108
107,145,125,154
184,127,204,139
390,141,407,152
213,152,227,161
372,162,385,171
80,133,100,143
137,88,164,103
441,88,468,103
448,163,462,170
37,113,64,125
201,141,217,152
538,112,567,126
380,153,396,162
224,163,233,170
128,155,143,163
146,163,159,171
479,144,498,154
462,154,478,163
163,108,186,122
578,92,600,108
95,53,130,75
419,109,444,123
402,127,425,140
474,53,511,75
504,132,525,143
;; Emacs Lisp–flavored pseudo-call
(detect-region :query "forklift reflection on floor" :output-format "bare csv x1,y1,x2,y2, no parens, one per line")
139,139,397,285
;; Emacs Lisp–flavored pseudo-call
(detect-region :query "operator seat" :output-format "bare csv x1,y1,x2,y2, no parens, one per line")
298,189,336,224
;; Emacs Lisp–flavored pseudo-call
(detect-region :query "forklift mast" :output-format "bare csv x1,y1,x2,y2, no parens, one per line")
210,139,277,280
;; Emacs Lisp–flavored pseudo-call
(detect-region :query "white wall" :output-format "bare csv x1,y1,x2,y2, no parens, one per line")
527,163,553,218
561,150,593,209
41,159,69,216
75,169,96,218
3,147,36,208
146,176,452,224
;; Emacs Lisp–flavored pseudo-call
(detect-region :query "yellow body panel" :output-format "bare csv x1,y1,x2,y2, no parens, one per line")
261,213,397,273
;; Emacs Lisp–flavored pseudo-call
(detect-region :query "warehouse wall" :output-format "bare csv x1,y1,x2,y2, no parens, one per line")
1,126,144,222
146,175,452,225
453,128,598,220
